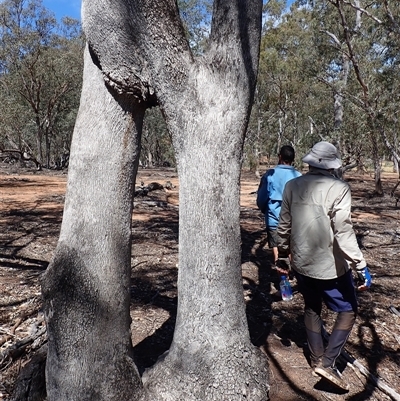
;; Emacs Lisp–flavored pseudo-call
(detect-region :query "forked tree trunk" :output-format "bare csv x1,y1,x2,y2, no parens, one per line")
141,2,269,396
42,1,268,400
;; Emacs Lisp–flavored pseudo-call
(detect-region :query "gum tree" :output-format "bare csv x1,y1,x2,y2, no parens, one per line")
0,0,83,168
41,1,269,400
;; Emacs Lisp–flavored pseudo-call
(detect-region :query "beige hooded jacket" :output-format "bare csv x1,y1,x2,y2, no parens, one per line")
277,168,366,280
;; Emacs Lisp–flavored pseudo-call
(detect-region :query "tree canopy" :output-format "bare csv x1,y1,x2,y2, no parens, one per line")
1,0,400,186
249,0,400,194
0,0,84,169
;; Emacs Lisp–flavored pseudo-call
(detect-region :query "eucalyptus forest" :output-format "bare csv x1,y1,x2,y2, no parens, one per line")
1,0,400,193
1,1,400,401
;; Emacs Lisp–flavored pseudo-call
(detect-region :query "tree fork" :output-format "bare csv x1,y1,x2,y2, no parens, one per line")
42,0,268,399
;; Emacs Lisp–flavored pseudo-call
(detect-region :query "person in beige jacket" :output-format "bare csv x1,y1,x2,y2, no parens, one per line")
277,141,371,391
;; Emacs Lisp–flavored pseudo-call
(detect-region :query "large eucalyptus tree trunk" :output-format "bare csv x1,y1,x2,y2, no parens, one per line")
41,48,144,401
42,1,269,400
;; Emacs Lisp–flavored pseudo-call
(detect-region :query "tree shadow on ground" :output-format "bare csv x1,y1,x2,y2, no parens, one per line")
240,224,324,399
130,208,179,374
0,194,57,265
0,205,61,270
241,222,400,399
131,209,280,375
345,295,400,401
240,217,287,346
131,289,177,374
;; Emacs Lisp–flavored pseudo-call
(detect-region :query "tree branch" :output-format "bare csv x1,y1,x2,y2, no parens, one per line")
333,0,369,101
210,0,263,90
340,0,382,24
320,29,342,47
382,0,398,30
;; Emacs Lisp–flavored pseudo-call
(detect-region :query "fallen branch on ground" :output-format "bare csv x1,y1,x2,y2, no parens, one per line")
322,330,400,401
0,307,40,347
0,326,46,370
342,353,400,401
0,297,29,307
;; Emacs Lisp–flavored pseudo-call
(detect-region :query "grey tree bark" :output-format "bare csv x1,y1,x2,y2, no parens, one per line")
42,1,269,400
41,47,144,401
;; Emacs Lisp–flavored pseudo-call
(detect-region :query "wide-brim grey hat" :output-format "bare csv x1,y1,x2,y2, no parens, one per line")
302,141,342,170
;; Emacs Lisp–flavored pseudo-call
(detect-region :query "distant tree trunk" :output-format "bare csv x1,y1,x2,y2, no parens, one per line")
333,55,349,131
394,157,399,174
42,0,268,400
45,128,51,168
252,87,263,176
255,112,262,176
394,134,400,174
374,162,383,195
372,137,384,195
147,150,153,167
332,2,355,153
36,126,44,166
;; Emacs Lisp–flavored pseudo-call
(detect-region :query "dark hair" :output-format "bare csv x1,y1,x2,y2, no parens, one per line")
279,145,295,163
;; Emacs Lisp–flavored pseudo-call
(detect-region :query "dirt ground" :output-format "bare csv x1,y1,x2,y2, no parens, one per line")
0,164,400,401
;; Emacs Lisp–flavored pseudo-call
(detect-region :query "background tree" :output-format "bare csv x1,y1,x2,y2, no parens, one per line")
140,0,212,167
246,1,331,172
249,0,400,195
41,1,269,401
0,0,83,168
291,0,400,193
137,0,212,169
178,0,212,54
141,107,174,167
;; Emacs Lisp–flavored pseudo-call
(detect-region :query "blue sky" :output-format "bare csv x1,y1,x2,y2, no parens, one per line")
42,1,296,22
42,0,81,21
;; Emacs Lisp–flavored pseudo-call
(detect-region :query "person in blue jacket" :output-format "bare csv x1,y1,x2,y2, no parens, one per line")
257,145,301,265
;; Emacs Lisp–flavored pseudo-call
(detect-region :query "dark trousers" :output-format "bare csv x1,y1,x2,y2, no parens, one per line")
295,270,357,368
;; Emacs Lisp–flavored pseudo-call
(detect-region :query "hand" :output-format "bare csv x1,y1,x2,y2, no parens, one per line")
357,267,371,291
274,258,290,275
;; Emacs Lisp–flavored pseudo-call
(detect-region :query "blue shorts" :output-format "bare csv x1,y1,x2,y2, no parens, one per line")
294,270,358,313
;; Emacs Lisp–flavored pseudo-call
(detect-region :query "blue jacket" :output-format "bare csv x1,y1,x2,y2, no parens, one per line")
257,164,301,229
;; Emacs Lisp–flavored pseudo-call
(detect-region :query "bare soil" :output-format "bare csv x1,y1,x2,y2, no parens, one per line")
1,164,400,400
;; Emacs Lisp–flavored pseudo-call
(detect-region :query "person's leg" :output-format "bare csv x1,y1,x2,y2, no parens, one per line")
321,270,358,368
269,229,291,276
322,311,355,368
267,228,279,263
304,307,325,367
295,273,324,367
314,270,357,390
272,246,279,264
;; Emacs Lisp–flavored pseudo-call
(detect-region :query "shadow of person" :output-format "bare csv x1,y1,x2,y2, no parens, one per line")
241,225,277,347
